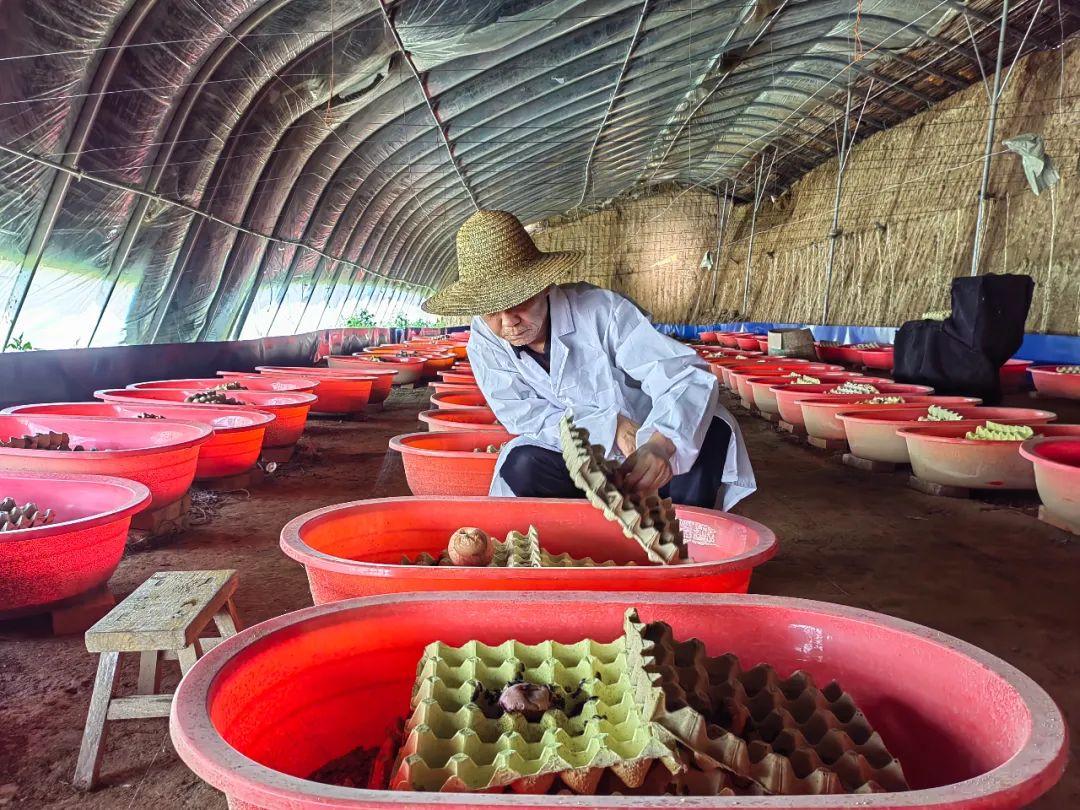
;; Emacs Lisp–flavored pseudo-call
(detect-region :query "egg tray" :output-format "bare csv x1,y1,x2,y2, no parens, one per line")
0,431,90,451
1056,365,1080,374
0,498,55,532
389,636,680,794
965,422,1035,441
401,526,629,568
558,415,686,565
623,609,908,796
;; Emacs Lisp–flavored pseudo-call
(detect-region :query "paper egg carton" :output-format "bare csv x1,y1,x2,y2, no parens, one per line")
623,609,908,796
390,636,680,794
493,526,626,568
558,415,686,565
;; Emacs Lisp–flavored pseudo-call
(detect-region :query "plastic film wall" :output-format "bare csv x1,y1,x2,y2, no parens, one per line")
0,0,1061,350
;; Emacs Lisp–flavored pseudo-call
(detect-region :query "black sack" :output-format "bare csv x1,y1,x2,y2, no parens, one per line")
893,274,1034,405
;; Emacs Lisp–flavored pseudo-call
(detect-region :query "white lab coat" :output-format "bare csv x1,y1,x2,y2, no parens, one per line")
468,283,756,510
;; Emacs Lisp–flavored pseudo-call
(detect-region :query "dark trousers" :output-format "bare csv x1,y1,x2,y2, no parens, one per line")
500,417,733,508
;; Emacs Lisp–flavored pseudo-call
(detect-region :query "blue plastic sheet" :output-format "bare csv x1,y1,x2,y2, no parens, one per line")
657,321,1078,365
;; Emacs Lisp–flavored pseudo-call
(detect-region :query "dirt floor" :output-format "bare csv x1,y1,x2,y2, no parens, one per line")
0,385,1076,808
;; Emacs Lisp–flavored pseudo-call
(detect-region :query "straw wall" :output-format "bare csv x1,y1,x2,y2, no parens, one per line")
532,42,1079,334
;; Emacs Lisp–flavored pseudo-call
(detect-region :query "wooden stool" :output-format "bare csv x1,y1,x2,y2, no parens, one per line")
74,570,241,791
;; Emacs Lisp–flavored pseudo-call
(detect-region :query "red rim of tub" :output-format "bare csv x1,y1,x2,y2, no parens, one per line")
1019,434,1080,472
388,431,512,460
836,406,1058,429
2,401,275,434
170,589,1067,810
280,497,777,581
430,391,488,410
416,409,502,432
895,416,1057,444
129,377,318,393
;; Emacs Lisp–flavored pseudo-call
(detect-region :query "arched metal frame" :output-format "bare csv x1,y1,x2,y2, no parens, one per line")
0,0,1070,348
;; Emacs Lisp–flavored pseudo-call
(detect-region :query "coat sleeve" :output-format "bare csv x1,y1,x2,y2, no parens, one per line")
607,298,719,475
468,329,564,448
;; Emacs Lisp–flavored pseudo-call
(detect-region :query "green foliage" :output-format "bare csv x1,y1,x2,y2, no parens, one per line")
392,312,409,330
4,333,34,352
344,309,376,328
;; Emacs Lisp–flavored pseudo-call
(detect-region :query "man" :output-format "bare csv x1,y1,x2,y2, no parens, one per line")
422,210,755,510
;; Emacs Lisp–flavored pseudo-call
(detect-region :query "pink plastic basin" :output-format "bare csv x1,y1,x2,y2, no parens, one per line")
253,367,373,415
717,332,741,348
0,471,151,616
999,359,1033,391
438,371,476,385
96,388,314,449
727,361,823,399
130,377,316,394
1029,365,1080,400
898,422,1049,490
840,407,1057,466
3,402,273,480
747,372,866,414
797,396,982,442
170,590,1066,810
427,381,481,397
1020,436,1080,533
389,431,513,496
417,408,502,433
835,345,876,365
698,330,719,344
774,383,934,428
0,414,210,510
859,348,895,370
281,497,777,602
735,334,763,351
343,354,425,385
430,391,487,410
258,367,395,405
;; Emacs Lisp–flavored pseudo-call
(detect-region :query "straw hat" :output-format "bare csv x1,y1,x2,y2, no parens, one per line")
422,210,583,316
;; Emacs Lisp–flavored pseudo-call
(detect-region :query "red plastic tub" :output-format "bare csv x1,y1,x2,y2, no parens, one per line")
726,361,820,398
839,406,1057,466
438,371,476,385
253,367,374,415
281,497,778,602
170,590,1066,810
835,344,882,365
389,431,513,496
735,334,763,351
797,396,981,443
774,382,935,428
3,402,273,480
95,388,314,449
898,423,1045,489
0,414,210,510
1029,365,1080,400
698,330,719,344
417,408,502,433
130,377,316,394
998,359,1033,392
271,366,395,405
343,354,425,385
814,342,847,363
427,381,481,397
717,332,741,348
0,472,150,617
1020,436,1080,533
719,358,812,389
747,372,866,415
430,391,487,410
859,347,895,370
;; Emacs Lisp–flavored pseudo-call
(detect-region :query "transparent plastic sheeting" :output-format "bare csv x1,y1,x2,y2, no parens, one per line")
0,0,962,350
658,322,1080,364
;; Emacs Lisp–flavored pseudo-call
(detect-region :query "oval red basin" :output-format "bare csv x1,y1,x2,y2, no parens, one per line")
280,497,777,603
796,395,982,442
130,377,316,394
0,471,150,616
427,381,480,397
0,414,210,510
814,342,848,363
342,354,425,385
839,406,1057,466
1020,436,1080,533
898,422,1050,489
257,367,395,405
727,361,826,399
254,367,374,415
96,388,314,449
859,348,895,370
170,590,1066,809
438,371,475,385
389,431,513,496
734,334,764,351
717,332,741,348
774,382,935,427
416,408,502,433
698,330,719,344
3,402,273,480
430,391,487,410
1029,365,1080,400
747,372,869,414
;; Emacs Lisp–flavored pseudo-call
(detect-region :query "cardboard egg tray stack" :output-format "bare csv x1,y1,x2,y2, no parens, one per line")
389,608,908,797
558,415,686,564
401,526,627,568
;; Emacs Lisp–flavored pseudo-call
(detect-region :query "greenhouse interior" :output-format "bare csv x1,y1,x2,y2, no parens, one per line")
1,0,1078,807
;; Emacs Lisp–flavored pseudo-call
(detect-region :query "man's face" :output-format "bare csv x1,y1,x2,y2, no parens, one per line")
481,291,549,347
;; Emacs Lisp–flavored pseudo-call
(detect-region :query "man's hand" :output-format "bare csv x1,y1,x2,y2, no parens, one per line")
615,414,639,457
619,432,675,494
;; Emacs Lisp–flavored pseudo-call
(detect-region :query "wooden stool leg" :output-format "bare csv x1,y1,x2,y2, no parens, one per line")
137,650,161,695
74,652,121,791
176,640,203,676
212,600,240,638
